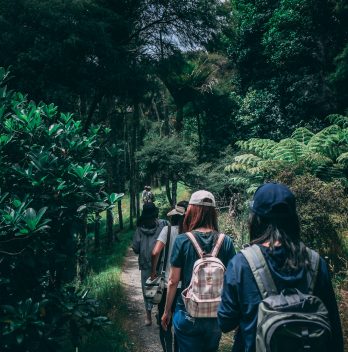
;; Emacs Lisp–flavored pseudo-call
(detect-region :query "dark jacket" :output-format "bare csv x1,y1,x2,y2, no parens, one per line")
217,245,344,352
132,219,168,270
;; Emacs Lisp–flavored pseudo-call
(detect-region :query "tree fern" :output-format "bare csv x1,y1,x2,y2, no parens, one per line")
271,138,306,162
227,115,348,189
291,127,314,145
326,114,348,128
236,138,277,158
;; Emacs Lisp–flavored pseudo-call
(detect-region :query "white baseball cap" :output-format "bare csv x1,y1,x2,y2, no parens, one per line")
167,205,186,217
189,190,216,207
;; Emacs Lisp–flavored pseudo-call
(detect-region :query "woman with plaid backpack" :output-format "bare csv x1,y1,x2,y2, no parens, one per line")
161,190,236,352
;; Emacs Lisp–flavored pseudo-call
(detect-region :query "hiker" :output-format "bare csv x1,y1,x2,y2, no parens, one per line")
151,201,189,352
142,185,155,204
218,182,344,352
161,190,236,352
132,202,168,326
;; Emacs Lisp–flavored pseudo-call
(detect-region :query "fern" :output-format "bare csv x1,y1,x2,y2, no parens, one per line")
337,152,348,165
224,162,249,173
236,139,277,158
234,154,263,166
271,138,305,162
228,176,251,186
227,115,348,191
326,114,348,128
291,127,314,145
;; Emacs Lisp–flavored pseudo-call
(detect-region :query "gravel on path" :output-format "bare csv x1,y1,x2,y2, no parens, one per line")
121,247,163,352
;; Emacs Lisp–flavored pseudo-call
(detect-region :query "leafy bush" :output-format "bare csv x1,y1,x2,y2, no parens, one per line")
276,172,348,268
0,68,119,351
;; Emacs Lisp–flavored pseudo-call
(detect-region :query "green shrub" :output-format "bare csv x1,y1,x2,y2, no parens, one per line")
276,172,348,269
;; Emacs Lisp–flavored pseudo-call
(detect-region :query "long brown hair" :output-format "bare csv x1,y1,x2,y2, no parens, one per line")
249,209,309,272
183,200,218,232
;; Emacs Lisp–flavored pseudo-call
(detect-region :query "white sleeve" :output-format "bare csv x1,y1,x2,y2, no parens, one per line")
157,226,168,244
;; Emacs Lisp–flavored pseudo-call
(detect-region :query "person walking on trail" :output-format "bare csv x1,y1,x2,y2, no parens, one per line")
142,185,155,204
161,190,236,352
151,201,189,352
218,182,344,352
132,202,168,326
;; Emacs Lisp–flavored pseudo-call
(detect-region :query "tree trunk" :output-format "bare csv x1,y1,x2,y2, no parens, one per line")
162,89,170,136
129,102,140,229
77,213,88,282
118,200,124,230
106,208,114,244
94,212,101,250
197,113,203,161
83,92,102,132
165,177,173,205
171,179,177,207
175,104,184,133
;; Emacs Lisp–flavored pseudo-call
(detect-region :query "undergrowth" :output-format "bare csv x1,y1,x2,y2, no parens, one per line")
79,229,135,352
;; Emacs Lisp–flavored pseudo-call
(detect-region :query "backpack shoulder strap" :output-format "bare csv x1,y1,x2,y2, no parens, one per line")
306,248,320,294
241,244,278,299
211,233,225,257
161,225,171,273
186,232,204,259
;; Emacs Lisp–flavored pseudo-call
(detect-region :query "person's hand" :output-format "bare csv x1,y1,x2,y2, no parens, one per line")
161,311,172,331
150,272,158,281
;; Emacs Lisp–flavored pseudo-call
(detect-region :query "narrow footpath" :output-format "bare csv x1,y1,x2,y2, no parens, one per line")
121,247,163,352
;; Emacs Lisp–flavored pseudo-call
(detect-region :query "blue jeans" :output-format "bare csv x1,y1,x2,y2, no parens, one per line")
173,308,222,352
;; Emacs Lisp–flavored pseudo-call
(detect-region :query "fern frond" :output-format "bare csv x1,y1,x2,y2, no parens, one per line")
228,176,251,186
291,128,314,145
236,138,277,158
246,184,260,195
315,165,345,180
337,152,348,165
224,163,249,173
307,125,342,159
234,154,263,167
326,114,348,128
271,138,305,162
303,152,333,167
247,166,264,176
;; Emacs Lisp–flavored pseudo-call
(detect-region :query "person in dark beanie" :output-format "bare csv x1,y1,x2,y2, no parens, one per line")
218,182,343,352
132,202,169,326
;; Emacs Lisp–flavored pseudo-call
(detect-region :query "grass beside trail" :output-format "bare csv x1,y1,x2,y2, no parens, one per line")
79,229,135,352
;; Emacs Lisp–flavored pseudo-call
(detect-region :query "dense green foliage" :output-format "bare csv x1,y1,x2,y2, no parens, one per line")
226,115,348,193
0,68,121,351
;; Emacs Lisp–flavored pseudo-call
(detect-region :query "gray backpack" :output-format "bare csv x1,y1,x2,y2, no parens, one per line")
241,244,332,352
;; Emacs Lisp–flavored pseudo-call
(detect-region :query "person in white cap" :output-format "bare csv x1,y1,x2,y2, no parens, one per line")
151,200,189,352
161,190,236,352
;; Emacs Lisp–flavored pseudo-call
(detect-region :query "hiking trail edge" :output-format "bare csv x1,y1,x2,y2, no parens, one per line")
121,247,163,352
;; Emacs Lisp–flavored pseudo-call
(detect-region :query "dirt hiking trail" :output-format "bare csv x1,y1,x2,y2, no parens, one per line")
121,247,163,352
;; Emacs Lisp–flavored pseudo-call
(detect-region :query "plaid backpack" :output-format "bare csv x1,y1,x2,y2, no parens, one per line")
181,232,226,318
241,244,332,352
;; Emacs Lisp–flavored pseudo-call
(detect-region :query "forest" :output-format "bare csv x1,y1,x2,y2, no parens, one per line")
0,0,347,351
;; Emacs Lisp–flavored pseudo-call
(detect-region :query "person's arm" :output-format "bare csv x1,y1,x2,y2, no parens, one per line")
132,228,140,254
151,240,165,279
315,258,344,352
161,266,181,331
218,259,241,332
